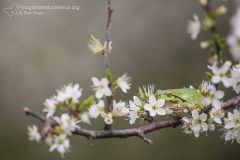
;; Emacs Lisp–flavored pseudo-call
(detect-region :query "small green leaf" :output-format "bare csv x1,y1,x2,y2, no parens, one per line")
205,71,212,78
80,96,94,110
138,87,145,99
105,68,112,80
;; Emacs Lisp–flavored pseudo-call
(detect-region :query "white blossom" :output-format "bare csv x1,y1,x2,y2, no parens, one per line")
182,110,210,137
230,64,240,93
224,109,240,129
224,109,240,143
228,6,240,61
224,129,235,143
230,7,240,37
43,97,57,118
43,84,82,118
49,135,70,156
129,111,139,125
128,96,142,124
45,137,53,146
112,100,129,117
116,74,131,93
227,35,240,62
79,112,91,125
224,128,240,144
54,114,80,135
187,14,201,40
88,35,104,54
182,117,193,135
28,125,41,142
191,110,208,137
88,35,112,54
55,83,82,103
209,108,225,124
91,77,112,99
89,100,105,119
102,113,113,125
201,81,224,109
144,95,166,117
208,61,232,87
207,118,216,131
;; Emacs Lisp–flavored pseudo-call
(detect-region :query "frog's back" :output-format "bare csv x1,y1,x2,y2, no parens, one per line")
157,88,204,105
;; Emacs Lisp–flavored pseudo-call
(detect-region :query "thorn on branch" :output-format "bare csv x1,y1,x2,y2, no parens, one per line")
88,137,95,146
136,130,153,144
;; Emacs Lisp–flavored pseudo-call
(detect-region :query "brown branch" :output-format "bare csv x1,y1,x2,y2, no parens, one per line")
73,119,180,144
24,95,240,144
222,94,240,110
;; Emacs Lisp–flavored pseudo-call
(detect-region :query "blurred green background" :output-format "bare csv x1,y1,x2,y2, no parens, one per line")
0,0,239,159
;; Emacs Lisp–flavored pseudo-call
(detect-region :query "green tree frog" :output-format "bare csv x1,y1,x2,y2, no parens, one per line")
156,88,205,116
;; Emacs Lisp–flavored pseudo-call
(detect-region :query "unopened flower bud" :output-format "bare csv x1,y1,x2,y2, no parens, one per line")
203,17,215,29
199,0,208,6
215,5,227,15
103,113,113,125
208,55,218,65
200,41,211,49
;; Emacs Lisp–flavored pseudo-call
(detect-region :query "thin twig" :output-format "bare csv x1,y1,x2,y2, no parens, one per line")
104,0,113,70
201,0,223,65
103,0,114,130
24,107,45,122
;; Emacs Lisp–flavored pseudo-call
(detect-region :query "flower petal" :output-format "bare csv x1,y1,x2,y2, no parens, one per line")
212,99,222,109
215,90,224,99
156,108,166,115
149,95,156,105
156,99,165,107
144,104,152,111
211,75,221,84
200,113,207,121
